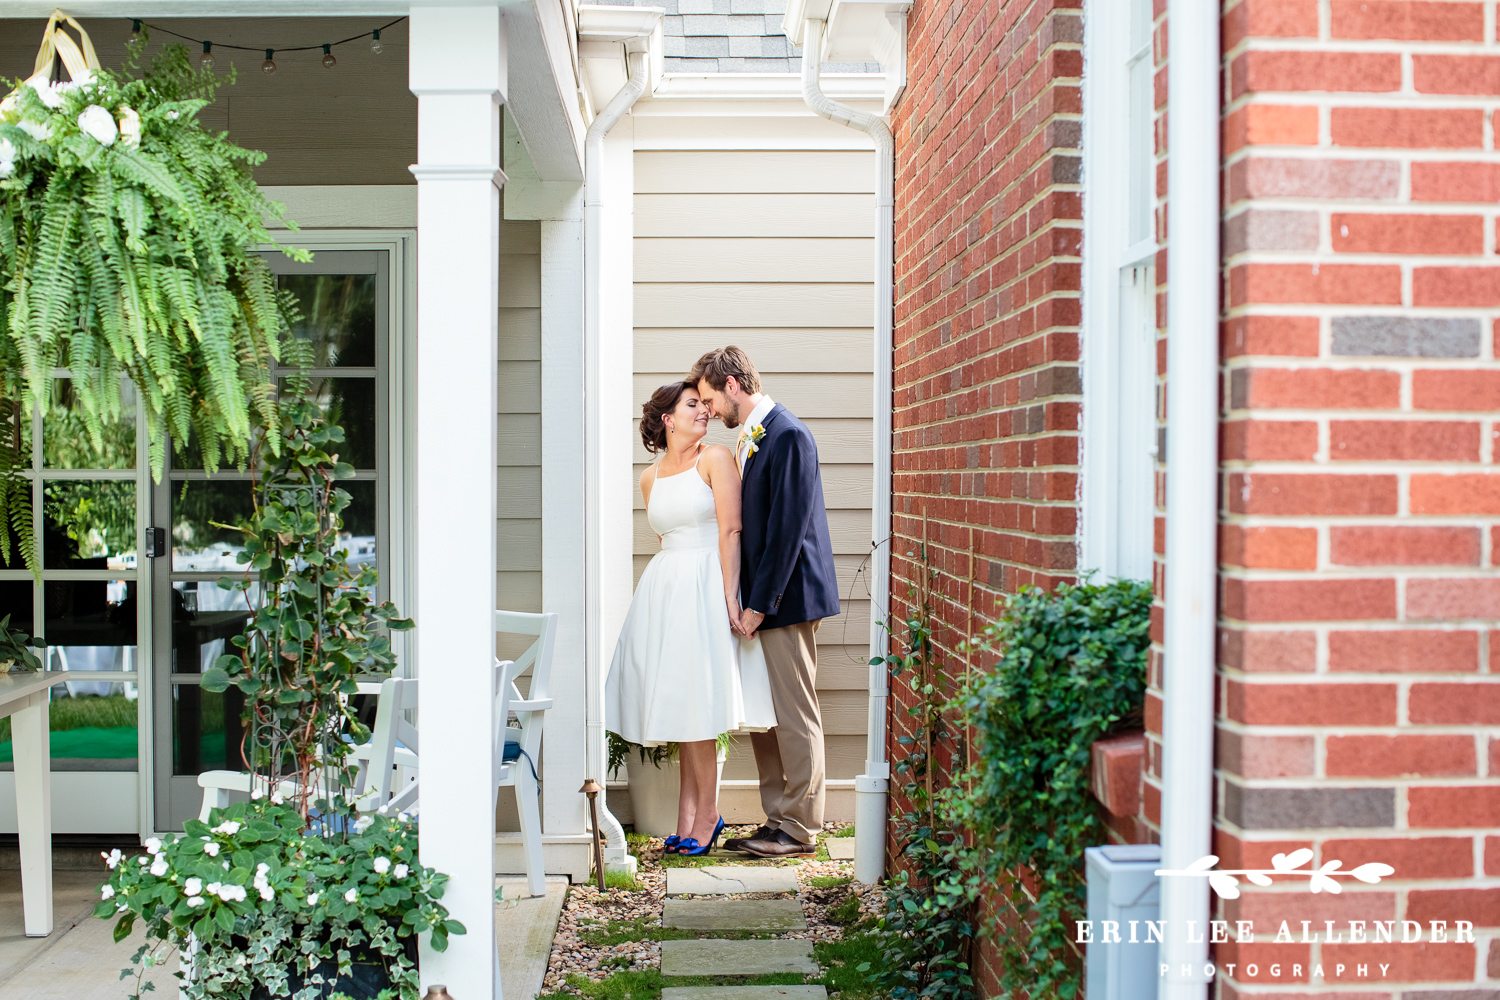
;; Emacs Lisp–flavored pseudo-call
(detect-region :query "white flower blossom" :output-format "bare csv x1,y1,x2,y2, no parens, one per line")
372,857,391,875
0,161,12,180
117,106,140,147
166,110,179,121
353,815,374,834
144,837,162,853
137,856,149,866
102,849,123,870
187,896,205,907
77,105,117,146
211,820,241,836
100,884,115,899
344,887,358,903
397,813,410,823
149,858,169,877
393,864,409,880
257,883,274,901
216,884,247,903
203,842,221,857
251,788,264,800
184,878,203,896
222,861,230,870
28,79,63,109
271,791,285,805
17,120,49,142
306,892,320,906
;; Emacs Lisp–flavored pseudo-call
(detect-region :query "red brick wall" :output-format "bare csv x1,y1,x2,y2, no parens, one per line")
1215,0,1500,993
889,0,1084,992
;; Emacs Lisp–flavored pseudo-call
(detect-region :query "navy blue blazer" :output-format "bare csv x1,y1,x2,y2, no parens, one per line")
739,403,842,630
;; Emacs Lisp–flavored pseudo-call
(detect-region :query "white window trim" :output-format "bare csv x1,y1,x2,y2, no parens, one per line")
1080,0,1159,583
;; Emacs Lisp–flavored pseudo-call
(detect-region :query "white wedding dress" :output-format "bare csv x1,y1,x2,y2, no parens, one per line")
605,452,777,746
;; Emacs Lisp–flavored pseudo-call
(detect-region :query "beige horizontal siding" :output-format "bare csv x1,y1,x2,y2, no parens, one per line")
631,142,875,819
498,220,542,618
635,329,873,373
635,239,873,283
632,115,878,151
636,151,874,193
635,194,876,238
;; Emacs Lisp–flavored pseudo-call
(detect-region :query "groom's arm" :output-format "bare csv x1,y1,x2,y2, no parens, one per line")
745,428,820,617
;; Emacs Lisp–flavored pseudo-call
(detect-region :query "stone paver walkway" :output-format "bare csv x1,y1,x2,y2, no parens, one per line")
664,986,828,1000
662,939,816,976
665,866,799,895
663,898,806,931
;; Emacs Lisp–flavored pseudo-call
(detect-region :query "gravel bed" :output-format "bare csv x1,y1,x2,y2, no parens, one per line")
542,823,885,994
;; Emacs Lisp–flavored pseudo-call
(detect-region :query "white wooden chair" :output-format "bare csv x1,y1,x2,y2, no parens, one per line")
494,610,557,897
195,679,414,822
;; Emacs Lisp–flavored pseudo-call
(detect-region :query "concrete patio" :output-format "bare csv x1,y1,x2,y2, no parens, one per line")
0,859,567,999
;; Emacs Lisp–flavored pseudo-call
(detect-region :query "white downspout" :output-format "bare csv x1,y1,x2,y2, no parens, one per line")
585,49,649,874
1158,0,1219,994
799,17,892,886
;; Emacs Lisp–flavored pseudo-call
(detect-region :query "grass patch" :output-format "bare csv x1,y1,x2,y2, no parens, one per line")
594,869,646,892
813,930,884,1000
625,832,652,861
542,970,809,1000
830,824,855,838
580,917,697,947
0,692,137,742
807,875,853,889
827,893,862,926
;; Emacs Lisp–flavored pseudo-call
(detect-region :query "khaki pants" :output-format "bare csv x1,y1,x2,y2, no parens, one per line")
749,619,825,844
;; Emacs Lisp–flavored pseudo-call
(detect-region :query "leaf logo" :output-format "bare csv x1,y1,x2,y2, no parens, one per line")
1156,852,1395,900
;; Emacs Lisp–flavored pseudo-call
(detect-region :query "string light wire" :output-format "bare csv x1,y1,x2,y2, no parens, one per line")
130,16,406,59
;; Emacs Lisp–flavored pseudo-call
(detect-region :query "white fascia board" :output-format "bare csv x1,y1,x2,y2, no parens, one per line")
781,0,831,45
649,72,883,101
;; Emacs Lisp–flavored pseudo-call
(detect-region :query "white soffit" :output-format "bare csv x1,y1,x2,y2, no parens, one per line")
649,73,884,102
780,0,910,114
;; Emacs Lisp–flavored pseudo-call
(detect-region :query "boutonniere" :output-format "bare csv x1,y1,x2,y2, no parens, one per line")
744,422,767,463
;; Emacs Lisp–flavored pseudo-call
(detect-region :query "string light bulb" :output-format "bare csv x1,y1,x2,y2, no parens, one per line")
370,28,383,55
261,49,277,74
199,40,214,70
321,44,337,68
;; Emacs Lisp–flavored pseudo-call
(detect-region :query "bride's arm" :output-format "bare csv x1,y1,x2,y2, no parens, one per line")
701,445,744,631
641,465,660,543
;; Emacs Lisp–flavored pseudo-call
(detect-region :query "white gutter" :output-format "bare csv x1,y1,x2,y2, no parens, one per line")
585,48,649,876
797,16,892,886
1158,0,1219,994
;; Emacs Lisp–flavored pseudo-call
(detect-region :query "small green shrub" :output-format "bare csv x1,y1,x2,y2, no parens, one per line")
807,874,852,889
826,893,861,926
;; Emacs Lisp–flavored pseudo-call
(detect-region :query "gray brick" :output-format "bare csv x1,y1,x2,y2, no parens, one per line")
663,34,687,56
664,15,686,34
683,34,730,56
663,57,723,71
1331,316,1481,358
681,14,731,33
1224,784,1394,830
728,35,762,56
725,13,770,34
1223,209,1320,255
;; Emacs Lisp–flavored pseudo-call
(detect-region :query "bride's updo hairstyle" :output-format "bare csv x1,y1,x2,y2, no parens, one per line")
641,381,695,454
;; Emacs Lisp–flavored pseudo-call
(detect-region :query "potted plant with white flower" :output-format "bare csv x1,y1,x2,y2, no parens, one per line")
96,397,454,1000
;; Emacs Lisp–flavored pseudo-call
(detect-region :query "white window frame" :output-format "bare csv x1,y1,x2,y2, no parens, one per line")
1080,0,1160,584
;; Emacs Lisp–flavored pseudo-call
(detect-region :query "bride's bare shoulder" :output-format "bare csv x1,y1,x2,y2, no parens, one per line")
700,444,735,467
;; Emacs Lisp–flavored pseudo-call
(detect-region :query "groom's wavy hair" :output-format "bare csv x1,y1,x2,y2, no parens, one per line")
641,381,695,454
689,346,761,396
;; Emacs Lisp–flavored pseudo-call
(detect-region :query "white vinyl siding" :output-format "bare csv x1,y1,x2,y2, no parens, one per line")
498,220,543,629
631,130,876,782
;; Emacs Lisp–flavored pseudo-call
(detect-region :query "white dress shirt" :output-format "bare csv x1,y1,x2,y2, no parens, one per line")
736,395,776,471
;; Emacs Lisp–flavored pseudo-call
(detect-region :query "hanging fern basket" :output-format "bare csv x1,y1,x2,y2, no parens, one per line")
0,12,308,571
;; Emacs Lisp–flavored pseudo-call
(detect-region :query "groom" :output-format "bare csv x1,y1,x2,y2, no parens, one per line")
691,347,841,858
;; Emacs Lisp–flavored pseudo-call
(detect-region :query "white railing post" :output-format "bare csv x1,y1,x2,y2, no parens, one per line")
409,7,507,998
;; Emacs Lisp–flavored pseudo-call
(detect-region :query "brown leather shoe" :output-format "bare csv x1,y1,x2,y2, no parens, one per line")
741,830,815,858
723,824,776,853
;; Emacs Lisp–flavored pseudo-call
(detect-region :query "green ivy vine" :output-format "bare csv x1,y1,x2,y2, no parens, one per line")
945,578,1152,998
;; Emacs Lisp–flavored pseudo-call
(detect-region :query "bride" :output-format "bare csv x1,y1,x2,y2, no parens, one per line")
605,380,777,855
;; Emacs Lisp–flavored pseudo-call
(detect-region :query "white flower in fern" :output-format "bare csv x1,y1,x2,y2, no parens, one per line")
17,120,50,143
28,79,64,109
77,105,117,146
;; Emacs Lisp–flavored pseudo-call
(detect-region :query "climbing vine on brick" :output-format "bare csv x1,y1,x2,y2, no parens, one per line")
945,578,1151,998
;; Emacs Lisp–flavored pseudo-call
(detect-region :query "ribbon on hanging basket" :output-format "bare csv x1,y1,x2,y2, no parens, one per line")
0,10,101,114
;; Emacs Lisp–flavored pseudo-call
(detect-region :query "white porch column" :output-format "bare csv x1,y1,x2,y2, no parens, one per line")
410,8,507,999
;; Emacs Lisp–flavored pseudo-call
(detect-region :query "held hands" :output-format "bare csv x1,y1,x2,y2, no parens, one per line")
738,609,765,639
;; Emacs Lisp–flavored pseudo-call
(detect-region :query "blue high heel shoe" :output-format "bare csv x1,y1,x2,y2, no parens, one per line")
663,835,682,853
676,817,725,856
